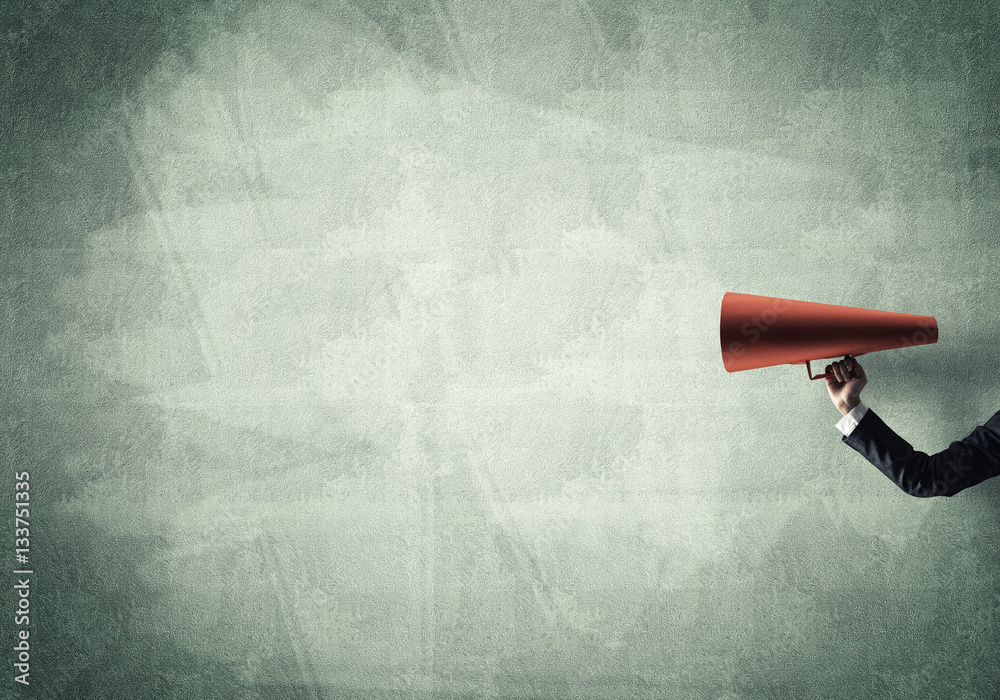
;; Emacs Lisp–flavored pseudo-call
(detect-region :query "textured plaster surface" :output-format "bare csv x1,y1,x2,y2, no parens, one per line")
3,1,1000,697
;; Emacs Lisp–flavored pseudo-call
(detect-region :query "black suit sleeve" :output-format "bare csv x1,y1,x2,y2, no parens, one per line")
843,408,1000,497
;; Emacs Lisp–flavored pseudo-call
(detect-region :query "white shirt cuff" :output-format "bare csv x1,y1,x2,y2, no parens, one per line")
835,401,869,436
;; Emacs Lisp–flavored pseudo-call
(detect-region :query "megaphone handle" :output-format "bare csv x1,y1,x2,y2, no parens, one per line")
806,360,834,380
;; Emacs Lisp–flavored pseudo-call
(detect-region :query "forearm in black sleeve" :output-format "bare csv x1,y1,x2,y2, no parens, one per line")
844,409,1000,497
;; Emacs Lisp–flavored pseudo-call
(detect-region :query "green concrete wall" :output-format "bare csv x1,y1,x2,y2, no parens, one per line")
4,1,1000,697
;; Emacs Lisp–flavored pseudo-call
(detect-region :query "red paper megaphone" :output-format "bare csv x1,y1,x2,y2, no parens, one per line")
721,292,938,379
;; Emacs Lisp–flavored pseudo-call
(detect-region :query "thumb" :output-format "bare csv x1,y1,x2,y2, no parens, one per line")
824,364,838,387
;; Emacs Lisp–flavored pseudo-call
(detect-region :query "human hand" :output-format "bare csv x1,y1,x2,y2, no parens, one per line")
825,355,867,416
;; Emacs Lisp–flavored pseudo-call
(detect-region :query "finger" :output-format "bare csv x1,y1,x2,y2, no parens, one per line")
851,357,866,379
832,361,843,383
